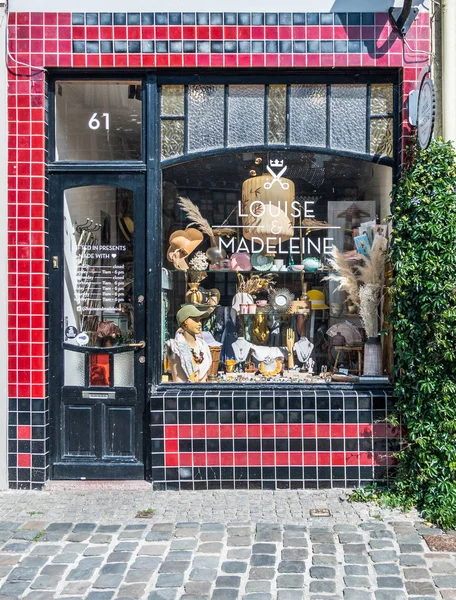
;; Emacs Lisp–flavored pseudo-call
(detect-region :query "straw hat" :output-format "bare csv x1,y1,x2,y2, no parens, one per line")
118,216,134,242
306,289,329,310
167,228,204,270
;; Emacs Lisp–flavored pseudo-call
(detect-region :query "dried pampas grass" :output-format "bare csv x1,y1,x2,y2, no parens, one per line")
178,197,216,244
324,245,386,337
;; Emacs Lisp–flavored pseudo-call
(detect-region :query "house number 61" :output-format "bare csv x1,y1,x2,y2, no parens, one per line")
88,113,110,130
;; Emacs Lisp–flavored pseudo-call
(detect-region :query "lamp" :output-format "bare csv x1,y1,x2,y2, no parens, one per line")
389,0,420,36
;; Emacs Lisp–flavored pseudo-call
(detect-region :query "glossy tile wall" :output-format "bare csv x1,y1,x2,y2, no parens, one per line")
6,10,430,488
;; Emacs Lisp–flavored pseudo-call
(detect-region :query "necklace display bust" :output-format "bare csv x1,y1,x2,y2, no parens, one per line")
231,337,252,364
294,336,314,364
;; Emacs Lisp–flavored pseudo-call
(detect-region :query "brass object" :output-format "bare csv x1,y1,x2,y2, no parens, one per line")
251,313,270,345
286,328,295,369
259,359,282,376
128,341,146,348
185,282,203,304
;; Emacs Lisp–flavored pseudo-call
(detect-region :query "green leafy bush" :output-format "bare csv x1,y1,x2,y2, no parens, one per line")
388,138,456,529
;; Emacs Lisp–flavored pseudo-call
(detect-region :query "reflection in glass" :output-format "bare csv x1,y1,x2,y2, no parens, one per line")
371,84,393,115
371,118,394,157
89,354,110,386
228,85,264,147
161,120,185,159
290,85,326,147
268,85,287,145
55,81,142,161
63,186,134,350
331,85,367,153
161,85,185,116
188,85,225,152
114,352,135,387
64,350,85,386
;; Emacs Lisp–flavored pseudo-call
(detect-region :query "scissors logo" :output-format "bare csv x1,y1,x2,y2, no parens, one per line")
264,161,290,190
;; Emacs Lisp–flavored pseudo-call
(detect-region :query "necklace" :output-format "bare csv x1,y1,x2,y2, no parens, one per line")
233,339,251,362
191,348,204,364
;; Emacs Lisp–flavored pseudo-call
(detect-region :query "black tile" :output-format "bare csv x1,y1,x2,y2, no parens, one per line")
9,398,17,411
345,439,358,451
316,411,329,423
279,41,292,53
72,42,85,55
293,13,305,25
18,399,31,411
31,441,44,454
332,439,344,451
334,40,347,53
114,41,127,53
210,13,223,25
141,13,154,25
197,13,209,25
183,13,195,25
8,454,16,467
238,13,250,25
207,439,220,452
249,467,261,479
151,439,164,452
8,413,16,425
169,41,183,53
252,41,264,53
142,40,154,53
262,439,274,451
252,13,265,25
18,441,31,453
193,439,206,452
208,467,221,480
114,13,127,25
265,13,278,26
234,439,247,451
169,13,182,25
290,439,303,451
321,41,333,53
362,12,375,25
101,41,113,53
335,13,347,26
86,13,98,25
155,13,168,25
165,468,179,481
348,13,361,26
276,439,289,452
151,412,163,425
221,440,233,452
151,467,165,481
72,13,84,25
346,466,360,478
266,41,278,53
307,13,319,25
321,13,333,25
150,426,164,439
317,439,330,451
179,440,192,452
221,467,234,479
100,12,112,25
127,13,140,25
363,40,375,54
86,41,99,53
279,13,291,25
181,41,194,53
317,467,331,480
276,467,289,479
211,41,223,53
32,455,45,468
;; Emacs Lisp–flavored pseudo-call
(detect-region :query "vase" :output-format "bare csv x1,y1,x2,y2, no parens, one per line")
185,282,203,305
363,337,382,376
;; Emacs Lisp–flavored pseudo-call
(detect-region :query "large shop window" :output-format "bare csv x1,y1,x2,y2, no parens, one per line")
162,152,392,384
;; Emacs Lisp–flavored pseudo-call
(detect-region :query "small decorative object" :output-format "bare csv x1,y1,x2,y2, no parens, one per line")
225,359,236,373
291,297,310,315
306,357,315,374
185,282,204,305
332,331,347,346
247,304,257,314
286,327,295,369
230,253,252,271
232,293,254,313
188,251,209,271
290,264,305,272
97,321,121,347
330,302,344,317
259,359,282,376
303,257,322,272
256,299,268,307
239,304,249,314
268,288,295,314
326,322,363,346
208,346,221,376
354,234,371,255
245,362,256,373
251,253,274,272
251,313,270,345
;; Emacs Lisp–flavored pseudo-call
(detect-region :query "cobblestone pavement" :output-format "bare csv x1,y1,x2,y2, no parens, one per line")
0,489,454,599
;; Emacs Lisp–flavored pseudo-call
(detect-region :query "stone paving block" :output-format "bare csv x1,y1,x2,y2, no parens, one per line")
96,525,121,533
200,532,224,542
117,583,147,599
93,574,127,589
368,550,398,563
45,522,73,532
344,576,371,588
73,522,97,532
2,542,31,552
0,555,19,566
86,593,115,600
192,555,219,568
139,544,167,556
309,580,336,593
0,522,21,531
345,555,369,565
374,591,406,600
200,523,224,532
370,530,393,539
197,542,223,553
211,589,238,600
369,540,393,550
124,569,155,583
441,592,456,600
312,555,337,566
75,557,104,570
189,568,217,581
344,544,367,554
429,561,456,573
373,563,400,575
148,591,177,600
376,576,404,588
131,556,160,570
106,551,132,563
249,567,275,580
21,593,55,600
66,567,97,580
343,590,373,600
83,546,109,556
222,561,248,573
245,581,270,592
40,564,66,576
100,562,128,575
310,566,336,579
90,534,112,544
216,575,241,588
250,555,275,567
147,532,173,542
405,581,436,595
399,543,424,553
170,539,197,550
277,591,303,600
399,554,425,566
345,565,369,576
278,561,305,573
359,523,387,532
52,552,79,563
184,581,212,594
334,525,358,533
252,543,276,554
403,567,431,579
277,574,304,588
313,544,336,554
7,566,39,581
228,536,252,546
159,560,190,573
0,581,29,596
243,594,273,600
228,548,251,559
61,581,91,595
339,534,364,544
433,575,456,588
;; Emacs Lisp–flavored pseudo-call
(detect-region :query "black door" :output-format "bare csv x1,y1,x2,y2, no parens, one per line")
49,173,147,479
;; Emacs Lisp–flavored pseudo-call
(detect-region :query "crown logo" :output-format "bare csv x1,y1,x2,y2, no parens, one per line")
270,159,284,168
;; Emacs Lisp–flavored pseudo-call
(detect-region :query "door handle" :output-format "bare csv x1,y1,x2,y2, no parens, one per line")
128,341,146,349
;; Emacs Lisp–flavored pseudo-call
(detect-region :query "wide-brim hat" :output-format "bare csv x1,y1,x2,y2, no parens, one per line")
118,216,134,242
176,304,211,327
167,228,204,269
306,289,329,310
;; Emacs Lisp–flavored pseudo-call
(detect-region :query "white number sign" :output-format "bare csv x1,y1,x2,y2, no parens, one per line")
88,113,110,130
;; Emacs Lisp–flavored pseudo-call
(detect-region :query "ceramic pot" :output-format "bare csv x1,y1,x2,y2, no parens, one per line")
303,257,321,272
185,282,203,305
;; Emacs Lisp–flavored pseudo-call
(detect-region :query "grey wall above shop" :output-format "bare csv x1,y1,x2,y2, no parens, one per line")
9,0,428,13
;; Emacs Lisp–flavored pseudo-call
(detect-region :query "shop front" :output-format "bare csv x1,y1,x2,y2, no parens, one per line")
6,6,430,489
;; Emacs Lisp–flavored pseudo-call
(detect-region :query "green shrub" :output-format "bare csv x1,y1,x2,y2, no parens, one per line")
388,138,456,529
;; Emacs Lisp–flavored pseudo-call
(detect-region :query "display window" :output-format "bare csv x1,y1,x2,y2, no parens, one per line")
162,151,392,384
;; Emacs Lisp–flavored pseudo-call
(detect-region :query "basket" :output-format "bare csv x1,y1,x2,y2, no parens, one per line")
209,346,221,376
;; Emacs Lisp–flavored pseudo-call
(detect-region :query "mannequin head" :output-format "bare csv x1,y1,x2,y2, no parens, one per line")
181,315,203,337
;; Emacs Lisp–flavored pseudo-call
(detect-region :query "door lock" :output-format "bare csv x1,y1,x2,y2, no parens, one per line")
128,341,146,349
